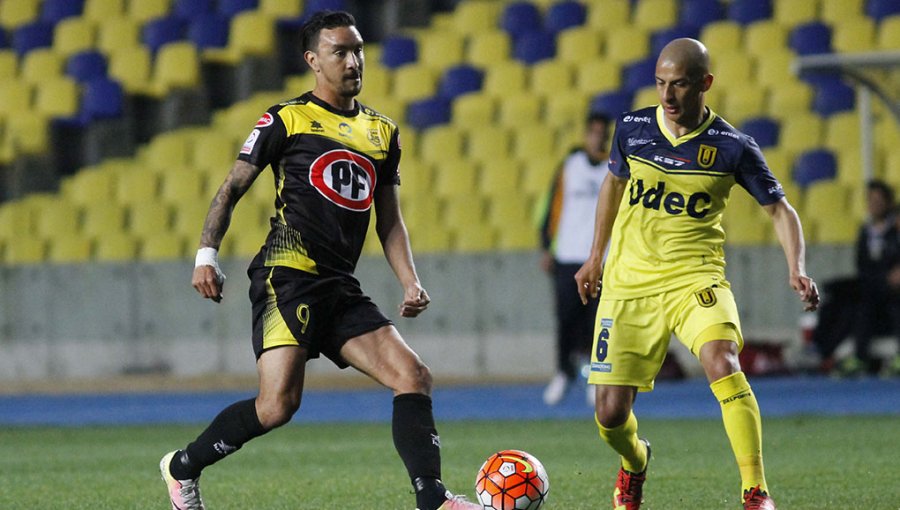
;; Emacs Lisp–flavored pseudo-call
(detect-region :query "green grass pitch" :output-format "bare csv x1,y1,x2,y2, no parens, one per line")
2,416,897,509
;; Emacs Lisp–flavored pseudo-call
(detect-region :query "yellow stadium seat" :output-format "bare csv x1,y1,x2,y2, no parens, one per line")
820,0,864,25
126,0,170,23
84,0,125,21
744,20,787,58
360,63,390,98
766,81,814,119
47,234,92,263
129,201,172,237
632,85,659,110
877,16,900,50
160,170,207,204
604,26,649,63
141,131,193,169
586,0,631,30
94,233,138,261
632,0,678,31
530,60,574,97
4,237,46,264
34,77,80,118
452,223,496,252
97,17,140,53
141,233,186,261
832,17,876,53
442,194,484,227
34,200,81,239
478,159,521,198
191,130,239,170
824,112,860,152
259,0,301,18
53,18,97,58
487,195,531,229
710,51,753,90
804,180,849,216
81,202,126,237
497,220,539,250
556,27,603,64
108,46,152,95
466,126,512,163
392,65,437,103
482,60,527,96
452,93,497,126
835,147,864,188
410,224,451,252
779,113,824,155
116,169,160,203
0,201,34,239
172,200,210,238
574,59,621,95
521,155,559,198
204,12,276,64
6,113,47,154
544,92,589,129
0,0,40,29
416,30,464,71
419,125,464,164
228,200,269,238
61,166,116,205
722,88,766,126
497,92,543,127
222,231,266,258
452,0,502,35
0,50,17,79
465,29,511,68
150,42,201,96
400,194,439,235
773,0,818,27
700,21,743,56
761,148,792,184
814,211,859,244
20,49,63,86
754,49,794,88
433,159,478,198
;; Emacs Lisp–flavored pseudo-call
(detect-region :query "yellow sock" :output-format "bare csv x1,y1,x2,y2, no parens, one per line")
710,371,767,493
596,411,648,473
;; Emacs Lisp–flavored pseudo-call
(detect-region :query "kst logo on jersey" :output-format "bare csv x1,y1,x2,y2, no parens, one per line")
653,154,688,167
309,149,376,211
628,179,712,218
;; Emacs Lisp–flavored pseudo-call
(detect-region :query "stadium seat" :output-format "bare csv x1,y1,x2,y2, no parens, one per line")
590,90,634,118
127,0,170,23
417,30,464,71
779,113,824,154
877,15,900,50
140,233,186,261
380,35,417,69
406,96,451,130
172,200,210,237
78,77,124,122
20,48,64,84
866,0,900,21
761,148,792,183
108,46,151,94
12,20,54,56
451,0,501,35
632,85,660,110
497,91,542,127
585,0,630,30
438,65,483,100
433,159,478,198
451,92,497,127
53,17,96,57
35,200,81,239
40,0,83,24
621,56,658,95
128,201,172,237
259,0,301,18
789,22,833,55
466,126,512,163
680,0,727,29
142,15,187,54
81,202,126,237
188,15,230,49
452,222,496,252
512,30,556,65
743,20,787,58
773,0,818,26
824,112,860,152
651,25,701,56
302,0,348,13
48,233,92,263
4,237,46,264
812,78,856,117
500,2,542,41
741,117,780,149
575,59,621,95
529,60,574,96
217,0,258,18
754,49,793,88
151,42,201,94
0,50,17,78
832,18,876,52
728,0,773,25
160,169,206,204
83,0,124,21
35,77,80,118
545,0,586,34
419,125,464,164
521,155,558,196
442,193,485,228
97,17,140,53
0,80,33,116
465,29,511,68
604,26,650,63
708,51,752,90
392,65,437,103
556,26,602,64
203,12,275,63
0,0,41,30
793,149,838,187
487,194,531,228
65,50,107,83
94,233,138,261
513,125,557,161
699,20,742,55
821,0,864,24
633,0,679,31
483,60,528,96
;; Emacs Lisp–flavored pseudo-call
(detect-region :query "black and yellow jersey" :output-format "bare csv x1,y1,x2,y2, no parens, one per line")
603,105,785,299
238,92,401,276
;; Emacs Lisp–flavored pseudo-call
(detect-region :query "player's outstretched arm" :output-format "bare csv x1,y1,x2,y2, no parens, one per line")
763,197,820,311
373,184,430,318
575,173,627,304
192,160,263,303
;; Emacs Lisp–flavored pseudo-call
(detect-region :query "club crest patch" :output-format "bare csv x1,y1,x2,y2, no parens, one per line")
694,287,717,307
698,144,717,169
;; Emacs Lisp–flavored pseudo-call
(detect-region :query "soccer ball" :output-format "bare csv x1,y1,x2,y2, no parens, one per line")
475,449,549,510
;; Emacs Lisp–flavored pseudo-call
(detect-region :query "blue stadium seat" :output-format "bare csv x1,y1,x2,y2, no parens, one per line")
590,90,635,118
13,21,54,57
728,0,772,25
651,25,701,55
174,0,216,21
741,117,780,149
866,0,900,21
188,15,230,49
680,0,727,28
66,50,108,83
142,15,188,54
81,78,124,121
813,78,856,117
303,0,348,14
0,27,8,49
218,0,259,19
438,65,484,100
789,22,832,55
381,35,417,69
545,1,587,34
512,30,556,65
406,97,451,130
500,1,542,41
792,149,837,187
621,56,658,95
41,0,84,24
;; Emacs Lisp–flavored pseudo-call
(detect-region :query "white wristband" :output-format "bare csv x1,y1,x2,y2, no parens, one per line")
196,247,226,284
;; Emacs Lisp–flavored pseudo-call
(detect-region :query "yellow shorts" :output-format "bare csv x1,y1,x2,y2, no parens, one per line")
587,284,743,392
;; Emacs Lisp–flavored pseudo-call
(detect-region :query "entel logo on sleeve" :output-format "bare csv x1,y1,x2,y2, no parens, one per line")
309,149,377,211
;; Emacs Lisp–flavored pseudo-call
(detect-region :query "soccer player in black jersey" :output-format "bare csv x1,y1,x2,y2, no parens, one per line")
159,11,479,510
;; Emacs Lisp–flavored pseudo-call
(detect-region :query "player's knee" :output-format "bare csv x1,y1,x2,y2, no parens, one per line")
594,392,632,429
395,361,432,395
257,393,301,429
700,340,741,382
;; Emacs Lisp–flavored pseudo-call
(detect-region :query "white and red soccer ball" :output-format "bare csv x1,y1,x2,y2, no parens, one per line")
475,449,549,510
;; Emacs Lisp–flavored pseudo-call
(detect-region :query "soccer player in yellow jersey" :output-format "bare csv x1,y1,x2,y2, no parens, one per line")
575,39,820,510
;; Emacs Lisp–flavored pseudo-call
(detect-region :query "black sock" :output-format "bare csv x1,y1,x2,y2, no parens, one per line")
393,394,445,509
170,398,266,480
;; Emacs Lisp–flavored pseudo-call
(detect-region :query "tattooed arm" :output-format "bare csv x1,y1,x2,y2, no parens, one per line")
192,160,263,302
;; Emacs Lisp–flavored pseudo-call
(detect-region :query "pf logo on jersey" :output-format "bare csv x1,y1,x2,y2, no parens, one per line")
309,149,377,211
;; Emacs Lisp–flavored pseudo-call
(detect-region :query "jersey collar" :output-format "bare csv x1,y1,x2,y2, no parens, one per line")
306,92,360,118
655,105,717,147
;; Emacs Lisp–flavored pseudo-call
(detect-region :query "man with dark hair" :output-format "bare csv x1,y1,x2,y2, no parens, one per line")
538,111,612,406
159,11,479,510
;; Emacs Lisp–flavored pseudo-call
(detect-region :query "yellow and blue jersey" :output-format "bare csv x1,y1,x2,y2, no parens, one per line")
603,105,785,299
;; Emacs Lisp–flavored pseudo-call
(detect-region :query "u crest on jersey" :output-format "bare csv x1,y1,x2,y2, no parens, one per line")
698,144,718,169
694,287,717,307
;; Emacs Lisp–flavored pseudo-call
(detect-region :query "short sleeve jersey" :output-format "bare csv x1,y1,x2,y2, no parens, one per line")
603,105,785,299
238,92,401,276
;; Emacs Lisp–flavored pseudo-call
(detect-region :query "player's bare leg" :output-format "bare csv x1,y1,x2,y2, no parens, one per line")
593,385,650,509
341,326,479,510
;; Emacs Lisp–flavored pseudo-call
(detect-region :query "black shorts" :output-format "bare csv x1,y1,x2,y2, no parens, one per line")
248,265,393,367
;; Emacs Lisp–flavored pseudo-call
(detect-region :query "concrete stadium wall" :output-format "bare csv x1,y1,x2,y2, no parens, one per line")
0,246,853,383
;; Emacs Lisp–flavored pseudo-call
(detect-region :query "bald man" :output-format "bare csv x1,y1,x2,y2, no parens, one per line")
575,39,819,510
